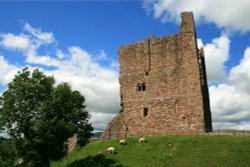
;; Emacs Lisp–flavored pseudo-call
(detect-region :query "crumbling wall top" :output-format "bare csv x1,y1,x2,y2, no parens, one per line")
181,11,195,34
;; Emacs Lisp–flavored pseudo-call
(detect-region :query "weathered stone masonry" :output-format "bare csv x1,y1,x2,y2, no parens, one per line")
101,12,212,140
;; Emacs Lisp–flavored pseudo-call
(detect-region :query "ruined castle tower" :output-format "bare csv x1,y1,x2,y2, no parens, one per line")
101,12,212,140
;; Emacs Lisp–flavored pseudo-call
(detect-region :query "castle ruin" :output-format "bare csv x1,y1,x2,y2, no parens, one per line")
101,12,212,140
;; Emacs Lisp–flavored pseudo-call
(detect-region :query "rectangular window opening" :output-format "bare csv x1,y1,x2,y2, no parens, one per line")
143,108,148,117
142,83,146,91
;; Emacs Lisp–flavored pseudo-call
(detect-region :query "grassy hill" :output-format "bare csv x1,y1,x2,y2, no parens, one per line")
51,135,250,167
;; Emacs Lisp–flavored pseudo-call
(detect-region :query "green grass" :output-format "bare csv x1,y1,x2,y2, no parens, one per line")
51,135,250,167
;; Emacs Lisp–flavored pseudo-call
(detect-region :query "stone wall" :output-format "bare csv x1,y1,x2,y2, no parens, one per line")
101,12,212,140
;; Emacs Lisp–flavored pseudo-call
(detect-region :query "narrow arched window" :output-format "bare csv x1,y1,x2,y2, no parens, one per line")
137,83,141,91
142,82,146,91
143,108,148,117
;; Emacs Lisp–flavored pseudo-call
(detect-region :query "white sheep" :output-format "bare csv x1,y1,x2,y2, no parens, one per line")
138,137,146,143
119,139,127,145
106,147,115,154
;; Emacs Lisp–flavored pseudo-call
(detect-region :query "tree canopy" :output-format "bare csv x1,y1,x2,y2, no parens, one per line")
0,67,93,167
0,137,17,167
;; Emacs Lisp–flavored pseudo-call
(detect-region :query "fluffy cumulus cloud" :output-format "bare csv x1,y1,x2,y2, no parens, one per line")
210,85,250,124
0,23,120,131
0,56,20,85
0,23,57,67
143,0,250,33
229,48,250,94
207,46,250,130
198,35,230,82
198,35,250,130
26,54,59,67
0,33,30,50
45,47,120,131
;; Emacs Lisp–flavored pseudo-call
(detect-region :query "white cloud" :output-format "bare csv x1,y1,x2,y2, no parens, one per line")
0,22,61,67
56,49,65,59
197,35,250,130
38,47,120,131
0,47,120,131
213,122,250,131
197,39,204,49
51,46,120,114
0,56,21,85
143,0,250,33
0,33,30,50
210,84,250,123
24,23,55,45
0,22,120,131
26,54,59,67
229,48,250,94
198,35,230,82
90,112,116,131
208,46,250,130
21,23,59,66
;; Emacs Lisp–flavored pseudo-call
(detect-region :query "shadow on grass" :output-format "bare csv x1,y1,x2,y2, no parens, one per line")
66,154,128,167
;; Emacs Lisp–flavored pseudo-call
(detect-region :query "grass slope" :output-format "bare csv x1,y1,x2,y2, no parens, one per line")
51,135,250,167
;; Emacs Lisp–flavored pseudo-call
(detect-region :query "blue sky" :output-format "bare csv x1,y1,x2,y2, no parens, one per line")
1,0,250,131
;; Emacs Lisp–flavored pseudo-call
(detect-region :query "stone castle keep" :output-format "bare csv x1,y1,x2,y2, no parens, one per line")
101,12,212,140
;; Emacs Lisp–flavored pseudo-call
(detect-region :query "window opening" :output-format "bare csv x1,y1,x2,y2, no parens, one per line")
137,83,146,92
143,108,148,117
137,83,141,91
142,83,146,91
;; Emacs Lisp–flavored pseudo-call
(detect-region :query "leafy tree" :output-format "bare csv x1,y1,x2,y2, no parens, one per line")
0,137,17,167
0,67,93,167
